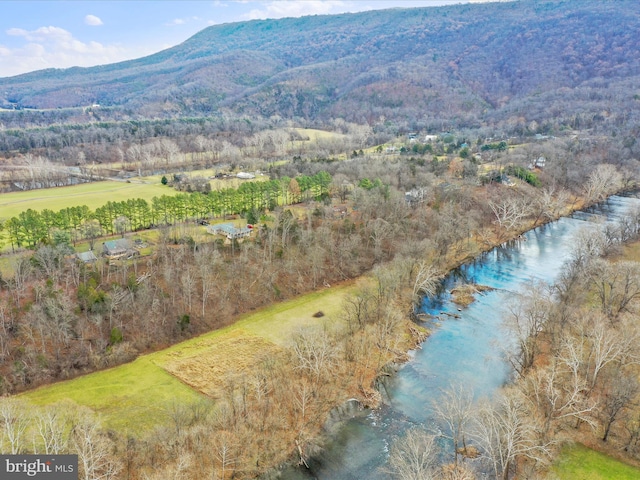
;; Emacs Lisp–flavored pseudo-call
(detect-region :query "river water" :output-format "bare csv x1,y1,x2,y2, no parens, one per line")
280,194,640,480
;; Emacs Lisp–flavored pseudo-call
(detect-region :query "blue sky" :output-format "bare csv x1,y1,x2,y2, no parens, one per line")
0,1,495,78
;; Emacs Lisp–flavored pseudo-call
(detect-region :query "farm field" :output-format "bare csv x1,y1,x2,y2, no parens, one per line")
550,443,640,480
0,181,172,220
289,127,350,156
0,174,273,221
22,279,360,434
291,127,347,142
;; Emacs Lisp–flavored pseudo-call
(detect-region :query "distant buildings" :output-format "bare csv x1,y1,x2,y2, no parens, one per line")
528,156,546,170
405,187,429,206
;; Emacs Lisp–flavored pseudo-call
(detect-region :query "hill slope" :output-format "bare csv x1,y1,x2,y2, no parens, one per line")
1,0,639,125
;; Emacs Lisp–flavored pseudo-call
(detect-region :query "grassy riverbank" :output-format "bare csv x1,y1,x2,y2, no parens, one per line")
22,280,362,433
551,443,640,480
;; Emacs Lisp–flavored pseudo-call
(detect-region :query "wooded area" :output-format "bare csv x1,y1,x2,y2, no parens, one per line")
1,0,640,478
0,128,637,478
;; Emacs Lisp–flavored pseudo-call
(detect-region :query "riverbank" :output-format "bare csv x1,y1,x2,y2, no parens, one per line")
270,193,598,478
546,222,640,479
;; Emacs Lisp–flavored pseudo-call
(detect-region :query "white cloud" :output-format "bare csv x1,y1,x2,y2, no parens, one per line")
165,16,203,26
8,26,75,43
243,1,347,20
7,28,29,37
1,25,152,77
84,15,104,26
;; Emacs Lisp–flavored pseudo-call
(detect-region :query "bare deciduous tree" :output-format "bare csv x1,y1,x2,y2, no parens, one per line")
0,398,30,454
471,389,553,480
600,371,640,442
291,327,337,385
387,428,440,480
587,259,640,320
584,163,623,204
180,267,197,314
488,194,532,233
343,288,373,332
412,262,440,306
33,404,69,454
433,383,475,465
71,408,121,480
503,282,552,377
213,432,237,480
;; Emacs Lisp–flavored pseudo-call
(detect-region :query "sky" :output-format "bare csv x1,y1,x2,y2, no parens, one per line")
0,0,495,78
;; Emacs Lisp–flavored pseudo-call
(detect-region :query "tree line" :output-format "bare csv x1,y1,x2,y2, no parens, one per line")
1,172,331,249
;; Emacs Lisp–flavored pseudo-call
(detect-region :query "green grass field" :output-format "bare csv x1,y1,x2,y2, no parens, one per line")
0,173,271,222
550,443,640,480
23,356,202,433
0,181,173,220
292,127,347,142
21,280,360,434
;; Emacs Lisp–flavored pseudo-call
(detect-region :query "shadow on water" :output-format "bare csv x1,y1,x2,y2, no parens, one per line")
276,195,640,480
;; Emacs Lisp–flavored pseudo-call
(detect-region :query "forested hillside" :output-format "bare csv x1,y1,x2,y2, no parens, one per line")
1,0,639,130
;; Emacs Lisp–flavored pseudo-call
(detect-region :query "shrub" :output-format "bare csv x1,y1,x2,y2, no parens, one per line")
506,165,541,187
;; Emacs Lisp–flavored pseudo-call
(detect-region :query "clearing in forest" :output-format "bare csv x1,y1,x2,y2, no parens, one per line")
0,171,270,221
21,280,359,434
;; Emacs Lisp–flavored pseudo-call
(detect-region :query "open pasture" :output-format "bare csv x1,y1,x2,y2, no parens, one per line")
0,172,272,222
551,443,640,480
292,127,347,142
21,280,359,434
23,355,203,433
0,181,171,220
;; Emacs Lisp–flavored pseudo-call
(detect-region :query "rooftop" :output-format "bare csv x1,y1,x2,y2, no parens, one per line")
76,251,98,263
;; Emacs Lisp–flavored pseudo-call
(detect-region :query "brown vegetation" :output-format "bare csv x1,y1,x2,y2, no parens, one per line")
450,284,493,307
1,123,638,477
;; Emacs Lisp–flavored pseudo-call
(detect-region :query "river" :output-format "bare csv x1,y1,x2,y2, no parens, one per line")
279,194,640,480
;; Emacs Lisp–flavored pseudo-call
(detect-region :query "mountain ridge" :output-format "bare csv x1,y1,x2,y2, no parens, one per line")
1,0,639,125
